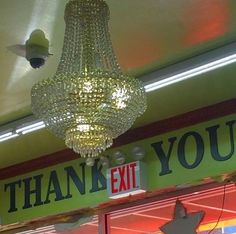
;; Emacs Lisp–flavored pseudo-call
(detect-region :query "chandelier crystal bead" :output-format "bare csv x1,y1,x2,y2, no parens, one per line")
31,0,146,158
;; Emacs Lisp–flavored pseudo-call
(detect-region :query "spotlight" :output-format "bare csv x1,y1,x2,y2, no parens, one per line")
86,158,95,167
112,151,126,165
100,156,109,167
131,146,146,160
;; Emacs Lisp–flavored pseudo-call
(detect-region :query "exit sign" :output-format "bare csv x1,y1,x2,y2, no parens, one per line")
107,161,147,199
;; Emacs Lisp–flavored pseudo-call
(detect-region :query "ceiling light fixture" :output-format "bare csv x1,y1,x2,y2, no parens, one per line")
0,131,18,142
142,42,236,92
16,121,45,135
31,0,146,158
0,117,45,143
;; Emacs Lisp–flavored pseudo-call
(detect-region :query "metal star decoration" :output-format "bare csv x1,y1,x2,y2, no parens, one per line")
160,200,205,234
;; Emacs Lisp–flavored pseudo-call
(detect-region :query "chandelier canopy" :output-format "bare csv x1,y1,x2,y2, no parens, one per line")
31,0,146,158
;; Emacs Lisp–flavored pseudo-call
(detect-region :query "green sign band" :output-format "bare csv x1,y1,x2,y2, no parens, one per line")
0,114,235,224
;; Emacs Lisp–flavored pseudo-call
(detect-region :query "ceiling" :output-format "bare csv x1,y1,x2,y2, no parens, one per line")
0,0,236,168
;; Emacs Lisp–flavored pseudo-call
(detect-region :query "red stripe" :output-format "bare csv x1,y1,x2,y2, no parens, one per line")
114,98,236,147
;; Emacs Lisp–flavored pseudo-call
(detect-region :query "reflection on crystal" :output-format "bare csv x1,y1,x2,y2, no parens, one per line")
77,124,91,132
83,81,93,93
116,100,126,109
31,0,146,158
112,88,130,109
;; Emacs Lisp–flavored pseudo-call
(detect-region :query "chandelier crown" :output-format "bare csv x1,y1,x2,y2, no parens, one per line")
58,0,121,75
31,0,146,158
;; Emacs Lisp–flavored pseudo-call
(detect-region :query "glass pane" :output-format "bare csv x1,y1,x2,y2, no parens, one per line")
109,184,236,234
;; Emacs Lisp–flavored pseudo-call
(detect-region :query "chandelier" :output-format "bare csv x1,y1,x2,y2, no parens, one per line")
31,0,146,158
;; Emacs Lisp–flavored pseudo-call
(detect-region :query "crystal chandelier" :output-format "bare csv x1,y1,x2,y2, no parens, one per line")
31,0,146,158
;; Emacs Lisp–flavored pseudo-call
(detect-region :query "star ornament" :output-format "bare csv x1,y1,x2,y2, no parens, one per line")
160,200,205,234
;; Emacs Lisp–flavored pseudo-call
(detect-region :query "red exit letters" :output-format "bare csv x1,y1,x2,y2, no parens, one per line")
107,161,146,199
110,162,137,193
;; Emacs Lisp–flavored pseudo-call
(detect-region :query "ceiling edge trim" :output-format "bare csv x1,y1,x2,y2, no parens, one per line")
0,98,235,180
